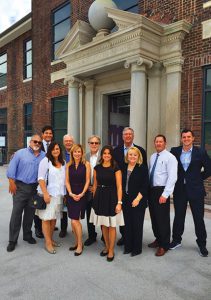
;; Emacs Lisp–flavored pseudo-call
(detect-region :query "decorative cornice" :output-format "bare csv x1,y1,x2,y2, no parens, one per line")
64,76,83,87
163,57,184,74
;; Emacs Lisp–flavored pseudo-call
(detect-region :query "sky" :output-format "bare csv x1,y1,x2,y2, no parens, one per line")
0,0,31,33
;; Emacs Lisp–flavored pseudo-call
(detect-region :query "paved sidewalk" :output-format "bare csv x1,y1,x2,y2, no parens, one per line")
0,165,210,300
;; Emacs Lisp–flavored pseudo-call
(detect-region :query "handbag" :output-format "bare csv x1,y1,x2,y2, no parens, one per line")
31,193,46,210
30,166,49,210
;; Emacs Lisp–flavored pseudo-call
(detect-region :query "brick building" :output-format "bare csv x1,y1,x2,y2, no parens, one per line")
0,0,211,202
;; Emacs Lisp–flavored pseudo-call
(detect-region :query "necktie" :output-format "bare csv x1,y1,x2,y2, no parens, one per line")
46,142,49,152
150,153,159,187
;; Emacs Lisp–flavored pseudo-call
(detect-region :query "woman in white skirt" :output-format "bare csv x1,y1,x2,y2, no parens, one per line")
36,142,66,254
90,145,124,262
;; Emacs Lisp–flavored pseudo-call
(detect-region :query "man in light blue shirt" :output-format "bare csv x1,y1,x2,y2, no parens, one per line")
7,134,45,252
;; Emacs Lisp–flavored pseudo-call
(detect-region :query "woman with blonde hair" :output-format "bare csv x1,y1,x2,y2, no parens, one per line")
122,147,149,256
66,144,91,256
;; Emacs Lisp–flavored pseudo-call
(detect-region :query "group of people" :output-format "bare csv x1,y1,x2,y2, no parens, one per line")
6,126,211,261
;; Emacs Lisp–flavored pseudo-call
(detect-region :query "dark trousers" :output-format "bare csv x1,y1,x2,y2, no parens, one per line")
86,192,97,240
34,215,42,232
60,211,68,232
9,181,37,242
123,198,145,253
172,186,207,247
148,186,170,250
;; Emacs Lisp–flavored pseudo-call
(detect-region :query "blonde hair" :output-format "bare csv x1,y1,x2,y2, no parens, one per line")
125,146,143,165
68,144,86,166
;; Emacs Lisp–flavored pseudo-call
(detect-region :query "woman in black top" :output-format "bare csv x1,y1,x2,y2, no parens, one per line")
122,147,149,256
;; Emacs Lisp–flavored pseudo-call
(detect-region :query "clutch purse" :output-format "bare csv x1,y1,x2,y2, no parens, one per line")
30,194,46,210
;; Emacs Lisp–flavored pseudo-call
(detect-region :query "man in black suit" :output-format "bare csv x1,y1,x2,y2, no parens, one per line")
34,125,54,238
170,129,211,257
113,127,147,246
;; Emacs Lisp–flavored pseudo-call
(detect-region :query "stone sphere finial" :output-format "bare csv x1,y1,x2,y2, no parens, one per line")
88,0,117,32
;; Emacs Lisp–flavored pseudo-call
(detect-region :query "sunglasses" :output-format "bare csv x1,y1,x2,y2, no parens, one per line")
89,142,100,145
32,140,42,145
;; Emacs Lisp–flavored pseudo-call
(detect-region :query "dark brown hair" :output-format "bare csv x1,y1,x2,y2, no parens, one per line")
46,142,64,166
99,145,117,169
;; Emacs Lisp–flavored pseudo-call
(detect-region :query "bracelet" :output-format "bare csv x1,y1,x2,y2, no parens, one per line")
118,201,122,205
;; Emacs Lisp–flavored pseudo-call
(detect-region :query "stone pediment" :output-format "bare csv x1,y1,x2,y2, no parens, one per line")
55,20,96,58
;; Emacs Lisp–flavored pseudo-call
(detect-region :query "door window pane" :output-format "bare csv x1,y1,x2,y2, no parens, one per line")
204,123,211,156
205,92,211,120
206,69,211,89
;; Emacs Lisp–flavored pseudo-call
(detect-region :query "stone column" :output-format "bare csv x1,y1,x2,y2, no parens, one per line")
67,77,80,143
163,58,184,148
84,80,95,150
147,63,162,155
125,57,153,149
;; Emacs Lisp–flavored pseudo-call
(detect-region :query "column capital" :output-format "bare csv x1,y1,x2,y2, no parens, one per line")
163,57,184,74
84,79,96,89
124,56,153,71
65,76,83,87
148,62,163,77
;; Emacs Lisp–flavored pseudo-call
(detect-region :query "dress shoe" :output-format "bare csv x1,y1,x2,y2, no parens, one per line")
69,245,77,251
117,237,124,246
7,241,16,252
148,240,159,248
23,237,36,244
199,246,209,257
52,241,61,247
45,247,56,254
74,245,84,256
123,250,131,254
131,251,142,257
84,238,96,246
107,254,115,262
155,247,167,256
54,226,58,231
100,249,108,257
59,230,67,238
35,229,44,239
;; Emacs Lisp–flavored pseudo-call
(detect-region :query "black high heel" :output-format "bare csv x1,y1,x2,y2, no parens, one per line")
69,245,77,251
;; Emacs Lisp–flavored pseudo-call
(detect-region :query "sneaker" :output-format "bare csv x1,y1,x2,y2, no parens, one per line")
169,241,181,250
199,246,208,257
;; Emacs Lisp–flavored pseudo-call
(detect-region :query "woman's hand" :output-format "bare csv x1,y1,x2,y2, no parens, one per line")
43,192,51,204
115,204,122,214
132,199,140,207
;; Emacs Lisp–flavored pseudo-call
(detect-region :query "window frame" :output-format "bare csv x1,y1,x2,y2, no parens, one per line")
202,65,211,156
24,103,32,146
23,38,32,80
51,1,71,61
0,52,7,88
113,0,139,13
52,96,68,143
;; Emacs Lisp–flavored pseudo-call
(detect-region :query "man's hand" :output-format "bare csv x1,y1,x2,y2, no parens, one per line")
159,196,167,204
9,179,17,195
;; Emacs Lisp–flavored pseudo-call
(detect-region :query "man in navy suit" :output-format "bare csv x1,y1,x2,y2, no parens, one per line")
170,129,211,257
113,127,147,246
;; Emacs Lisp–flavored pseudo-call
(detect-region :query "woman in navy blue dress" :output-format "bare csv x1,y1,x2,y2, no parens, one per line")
66,144,91,256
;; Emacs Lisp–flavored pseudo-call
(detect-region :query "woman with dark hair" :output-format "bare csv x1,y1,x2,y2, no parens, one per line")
36,142,66,254
90,145,124,262
122,147,149,257
66,144,91,256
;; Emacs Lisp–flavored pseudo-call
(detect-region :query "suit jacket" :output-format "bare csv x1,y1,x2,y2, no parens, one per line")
122,163,149,209
113,144,147,171
171,146,211,200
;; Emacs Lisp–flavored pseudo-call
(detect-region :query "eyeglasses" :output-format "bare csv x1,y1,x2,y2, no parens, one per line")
89,142,100,145
32,140,42,145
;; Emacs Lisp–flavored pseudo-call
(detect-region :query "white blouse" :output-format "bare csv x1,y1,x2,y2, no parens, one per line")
37,157,66,196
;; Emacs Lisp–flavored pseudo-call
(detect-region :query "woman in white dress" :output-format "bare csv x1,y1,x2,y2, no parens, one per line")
36,142,66,254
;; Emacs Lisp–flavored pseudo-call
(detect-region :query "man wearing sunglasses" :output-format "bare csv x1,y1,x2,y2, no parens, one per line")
84,135,101,246
6,134,45,252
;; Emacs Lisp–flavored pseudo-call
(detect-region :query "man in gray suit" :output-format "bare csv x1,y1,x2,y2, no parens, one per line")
84,135,101,246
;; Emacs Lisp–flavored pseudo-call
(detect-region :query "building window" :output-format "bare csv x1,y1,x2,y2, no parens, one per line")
0,108,7,163
23,39,32,79
0,52,7,88
52,96,68,143
52,1,71,60
113,0,139,13
24,103,32,146
203,66,211,157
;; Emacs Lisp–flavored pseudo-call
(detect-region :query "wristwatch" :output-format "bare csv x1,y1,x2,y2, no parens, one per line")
118,201,122,204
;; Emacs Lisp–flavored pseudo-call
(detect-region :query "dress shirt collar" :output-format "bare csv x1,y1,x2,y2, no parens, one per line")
182,147,193,153
90,150,99,158
124,143,134,150
28,146,42,156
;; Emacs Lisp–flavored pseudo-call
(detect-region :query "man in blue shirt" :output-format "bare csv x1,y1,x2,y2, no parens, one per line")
7,134,45,252
170,129,211,257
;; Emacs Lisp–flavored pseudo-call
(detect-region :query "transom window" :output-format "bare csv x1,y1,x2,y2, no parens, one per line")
0,52,7,88
203,66,211,157
52,1,71,60
113,0,139,13
23,39,32,79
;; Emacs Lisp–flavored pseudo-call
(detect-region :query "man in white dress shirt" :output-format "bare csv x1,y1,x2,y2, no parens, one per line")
148,135,178,256
84,135,101,246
